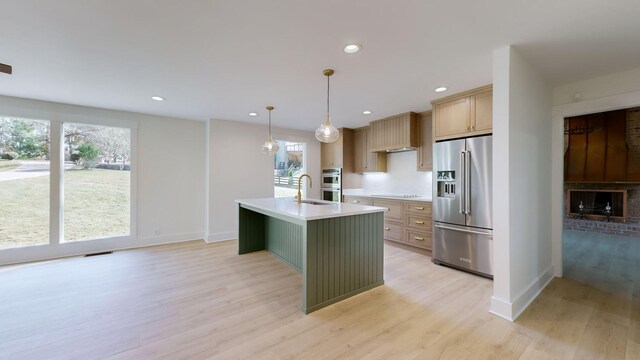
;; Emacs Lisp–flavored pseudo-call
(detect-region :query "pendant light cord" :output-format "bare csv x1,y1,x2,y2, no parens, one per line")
326,74,330,117
268,108,272,137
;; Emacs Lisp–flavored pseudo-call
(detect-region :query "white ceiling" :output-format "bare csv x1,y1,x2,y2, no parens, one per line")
1,0,640,131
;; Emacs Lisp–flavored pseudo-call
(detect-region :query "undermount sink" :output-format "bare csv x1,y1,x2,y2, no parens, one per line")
296,199,332,205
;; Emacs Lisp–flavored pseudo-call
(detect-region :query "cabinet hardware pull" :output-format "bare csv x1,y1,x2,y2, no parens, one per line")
415,206,424,210
414,220,425,224
414,236,424,241
387,208,391,211
384,227,390,231
466,126,470,131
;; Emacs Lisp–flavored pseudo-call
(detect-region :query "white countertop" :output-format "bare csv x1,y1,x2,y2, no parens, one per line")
341,189,432,202
236,197,387,221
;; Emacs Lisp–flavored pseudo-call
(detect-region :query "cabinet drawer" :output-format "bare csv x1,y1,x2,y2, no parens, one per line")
404,202,432,215
405,214,432,231
383,221,404,242
343,196,372,206
405,229,432,250
372,199,403,221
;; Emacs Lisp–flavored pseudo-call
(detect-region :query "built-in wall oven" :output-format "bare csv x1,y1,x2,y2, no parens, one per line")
321,168,342,202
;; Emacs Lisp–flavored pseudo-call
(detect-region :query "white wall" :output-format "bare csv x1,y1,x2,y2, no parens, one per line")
0,95,206,265
490,46,554,321
359,151,431,196
550,66,640,278
553,66,640,106
208,119,320,241
137,116,206,240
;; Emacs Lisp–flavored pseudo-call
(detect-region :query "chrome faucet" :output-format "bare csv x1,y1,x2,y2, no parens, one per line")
297,174,312,204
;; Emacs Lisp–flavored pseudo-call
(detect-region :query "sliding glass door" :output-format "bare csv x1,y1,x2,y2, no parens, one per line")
0,116,135,262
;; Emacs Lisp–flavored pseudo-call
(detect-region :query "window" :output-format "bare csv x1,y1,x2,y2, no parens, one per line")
0,116,134,256
0,117,50,249
63,123,131,241
273,141,306,198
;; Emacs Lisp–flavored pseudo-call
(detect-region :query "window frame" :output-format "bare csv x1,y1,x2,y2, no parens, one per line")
0,117,138,265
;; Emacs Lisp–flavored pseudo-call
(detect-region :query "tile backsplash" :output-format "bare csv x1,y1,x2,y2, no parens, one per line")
360,151,432,195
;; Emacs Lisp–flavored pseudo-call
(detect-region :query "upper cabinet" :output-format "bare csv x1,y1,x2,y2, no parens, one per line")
416,111,433,171
321,128,349,169
354,126,387,173
370,112,419,152
432,85,493,141
321,128,362,188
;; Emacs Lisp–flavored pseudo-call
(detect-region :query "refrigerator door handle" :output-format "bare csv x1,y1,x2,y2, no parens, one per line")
459,150,465,214
434,223,493,237
465,150,471,215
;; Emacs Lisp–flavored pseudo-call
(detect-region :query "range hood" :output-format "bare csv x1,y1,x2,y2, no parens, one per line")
369,112,419,152
382,147,416,153
564,109,640,183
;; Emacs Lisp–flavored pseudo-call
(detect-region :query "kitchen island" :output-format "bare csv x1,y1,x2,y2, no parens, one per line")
236,197,386,314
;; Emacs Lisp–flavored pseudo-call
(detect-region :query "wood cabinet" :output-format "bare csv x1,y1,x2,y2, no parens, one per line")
370,112,419,152
354,126,387,173
321,128,356,169
344,197,433,252
416,111,433,171
371,199,404,221
403,201,432,251
371,199,404,245
342,195,372,206
321,128,361,188
432,85,493,141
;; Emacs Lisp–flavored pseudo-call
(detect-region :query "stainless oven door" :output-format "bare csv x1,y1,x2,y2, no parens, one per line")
322,174,340,188
321,188,341,202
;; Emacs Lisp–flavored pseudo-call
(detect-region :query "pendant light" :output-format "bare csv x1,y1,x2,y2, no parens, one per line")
261,106,280,155
315,69,340,143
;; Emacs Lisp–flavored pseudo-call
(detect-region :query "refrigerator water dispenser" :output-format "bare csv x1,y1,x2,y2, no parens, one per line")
436,171,456,198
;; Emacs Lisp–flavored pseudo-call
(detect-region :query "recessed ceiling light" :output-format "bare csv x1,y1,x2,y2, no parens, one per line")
249,112,259,117
344,44,361,54
434,87,447,93
151,96,165,101
363,110,372,115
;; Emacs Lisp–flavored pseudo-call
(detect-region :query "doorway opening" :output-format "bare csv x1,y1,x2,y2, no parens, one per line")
561,106,640,299
273,141,306,198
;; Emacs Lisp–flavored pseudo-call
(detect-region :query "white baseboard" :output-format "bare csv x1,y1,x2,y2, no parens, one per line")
490,296,514,321
137,232,204,244
206,231,237,243
490,265,555,321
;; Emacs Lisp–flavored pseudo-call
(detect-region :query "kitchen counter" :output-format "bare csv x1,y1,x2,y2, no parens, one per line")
236,197,387,223
341,190,432,202
236,197,386,314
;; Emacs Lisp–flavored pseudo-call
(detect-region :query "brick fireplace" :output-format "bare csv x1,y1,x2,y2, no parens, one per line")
564,107,640,237
564,183,640,236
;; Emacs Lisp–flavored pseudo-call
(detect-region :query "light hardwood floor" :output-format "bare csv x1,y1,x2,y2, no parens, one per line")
0,232,638,359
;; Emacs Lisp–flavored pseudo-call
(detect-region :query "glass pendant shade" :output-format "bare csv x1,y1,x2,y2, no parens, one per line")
315,69,340,143
261,136,279,155
261,106,279,155
315,117,340,143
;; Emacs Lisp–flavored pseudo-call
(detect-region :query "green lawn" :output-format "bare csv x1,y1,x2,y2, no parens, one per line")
0,169,129,250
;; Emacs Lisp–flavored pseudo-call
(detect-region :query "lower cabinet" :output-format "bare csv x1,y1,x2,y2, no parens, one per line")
382,220,404,243
404,201,432,251
342,195,373,206
343,196,432,252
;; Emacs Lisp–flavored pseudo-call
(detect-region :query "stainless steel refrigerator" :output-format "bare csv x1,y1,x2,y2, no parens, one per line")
432,135,493,278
